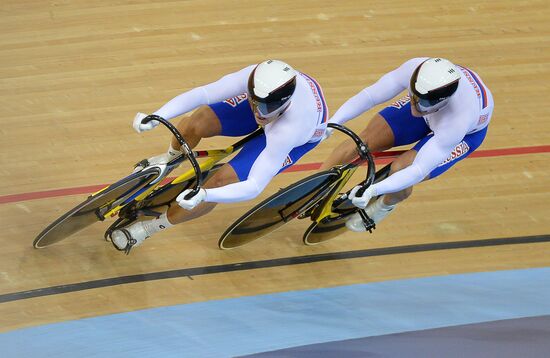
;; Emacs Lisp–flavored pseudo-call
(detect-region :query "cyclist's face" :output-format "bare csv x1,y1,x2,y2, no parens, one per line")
251,104,277,126
409,91,440,117
409,92,424,117
409,89,451,117
249,99,290,127
254,113,276,127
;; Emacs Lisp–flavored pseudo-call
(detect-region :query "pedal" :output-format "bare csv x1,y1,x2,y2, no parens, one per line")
358,209,376,233
109,228,137,255
104,217,136,242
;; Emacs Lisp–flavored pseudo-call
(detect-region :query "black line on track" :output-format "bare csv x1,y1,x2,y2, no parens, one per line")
1,234,549,304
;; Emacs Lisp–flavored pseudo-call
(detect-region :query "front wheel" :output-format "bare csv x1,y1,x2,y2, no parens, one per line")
302,212,356,246
303,163,392,246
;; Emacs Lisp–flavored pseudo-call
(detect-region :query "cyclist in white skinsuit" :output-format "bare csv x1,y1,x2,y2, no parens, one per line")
110,60,328,252
321,57,493,231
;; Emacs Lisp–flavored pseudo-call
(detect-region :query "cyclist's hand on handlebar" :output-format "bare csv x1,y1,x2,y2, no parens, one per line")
349,185,376,209
133,112,160,133
320,127,334,142
177,188,207,210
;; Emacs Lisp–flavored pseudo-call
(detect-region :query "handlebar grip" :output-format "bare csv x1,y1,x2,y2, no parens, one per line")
183,188,201,201
355,185,368,198
141,114,158,124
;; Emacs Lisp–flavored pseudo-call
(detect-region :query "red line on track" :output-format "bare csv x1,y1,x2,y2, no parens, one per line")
2,145,549,205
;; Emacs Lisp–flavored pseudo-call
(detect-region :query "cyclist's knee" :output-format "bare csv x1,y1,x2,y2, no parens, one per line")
203,164,239,189
389,160,408,174
362,113,395,152
385,186,413,205
389,150,416,175
400,186,413,200
181,106,221,139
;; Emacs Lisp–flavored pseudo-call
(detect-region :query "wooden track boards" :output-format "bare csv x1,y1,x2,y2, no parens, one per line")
1,0,549,332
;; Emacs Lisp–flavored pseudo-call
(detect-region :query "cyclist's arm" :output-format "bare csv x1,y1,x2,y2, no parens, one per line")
371,120,469,196
204,125,302,203
329,57,426,125
153,65,255,120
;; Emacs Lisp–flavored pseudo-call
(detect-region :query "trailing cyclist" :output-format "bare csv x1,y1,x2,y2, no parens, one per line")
320,58,494,231
110,60,329,252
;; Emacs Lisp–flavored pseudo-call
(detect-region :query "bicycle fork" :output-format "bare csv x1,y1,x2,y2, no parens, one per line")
311,167,376,233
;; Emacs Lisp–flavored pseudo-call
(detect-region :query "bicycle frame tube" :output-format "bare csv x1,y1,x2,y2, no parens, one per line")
102,184,158,218
171,149,233,185
279,171,343,220
311,166,357,221
101,149,236,218
101,128,264,218
100,154,230,219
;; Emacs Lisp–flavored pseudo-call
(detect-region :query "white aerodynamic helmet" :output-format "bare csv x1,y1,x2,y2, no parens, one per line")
409,58,461,114
248,59,297,119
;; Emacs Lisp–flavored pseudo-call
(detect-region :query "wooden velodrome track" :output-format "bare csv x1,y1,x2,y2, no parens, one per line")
1,0,549,334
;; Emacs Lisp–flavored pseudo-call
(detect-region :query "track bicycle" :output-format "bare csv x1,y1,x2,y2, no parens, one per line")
33,116,263,252
219,123,405,249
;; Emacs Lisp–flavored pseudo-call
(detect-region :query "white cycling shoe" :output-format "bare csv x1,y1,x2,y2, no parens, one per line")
110,221,149,254
133,147,183,184
133,152,176,173
346,197,395,232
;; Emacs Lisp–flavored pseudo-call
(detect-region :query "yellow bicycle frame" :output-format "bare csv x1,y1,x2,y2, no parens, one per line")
100,147,238,219
310,166,358,224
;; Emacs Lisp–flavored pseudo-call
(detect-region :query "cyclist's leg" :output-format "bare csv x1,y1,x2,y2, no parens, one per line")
320,96,429,169
140,94,257,169
343,97,428,230
135,105,221,170
345,148,417,231
171,93,256,149
166,96,260,223
170,106,222,149
320,114,394,169
380,149,419,206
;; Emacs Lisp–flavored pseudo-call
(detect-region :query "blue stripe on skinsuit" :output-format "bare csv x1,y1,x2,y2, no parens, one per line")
301,73,328,123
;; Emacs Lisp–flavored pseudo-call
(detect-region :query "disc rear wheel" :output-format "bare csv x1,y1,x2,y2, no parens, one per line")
33,168,160,248
219,170,340,249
